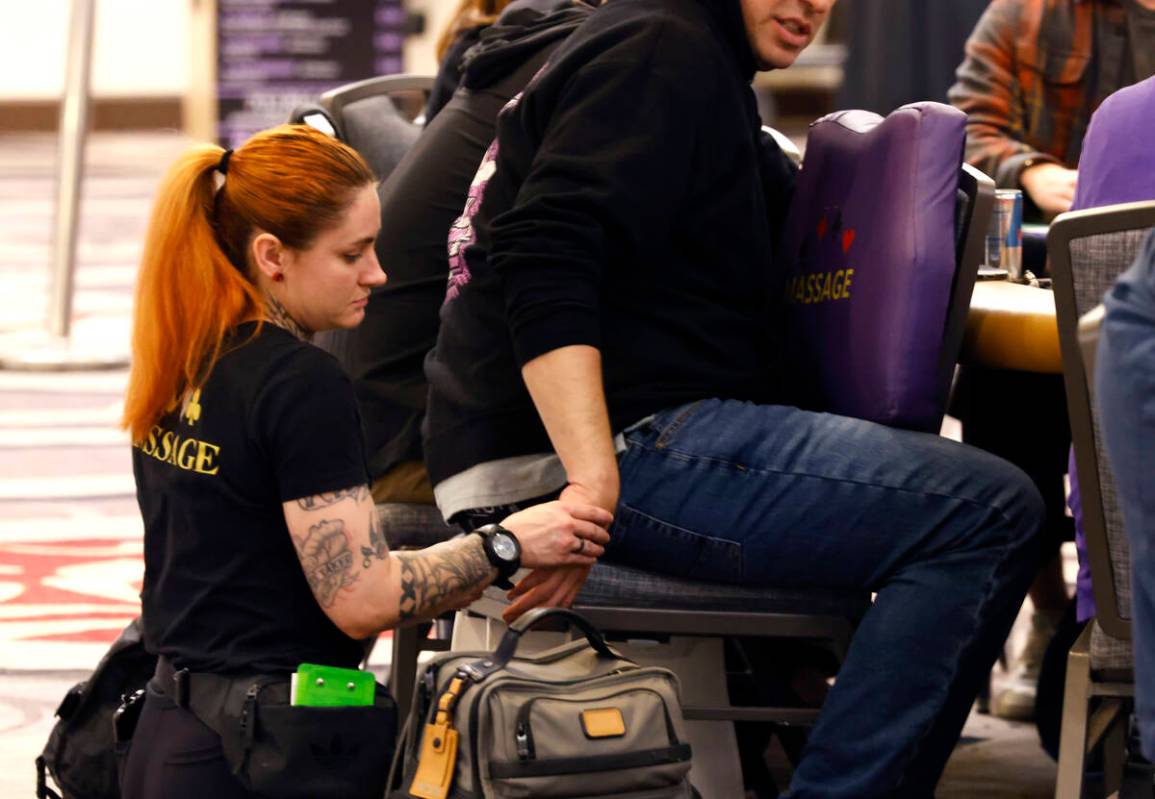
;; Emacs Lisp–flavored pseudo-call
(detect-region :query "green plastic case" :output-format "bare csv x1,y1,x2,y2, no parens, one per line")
290,662,376,707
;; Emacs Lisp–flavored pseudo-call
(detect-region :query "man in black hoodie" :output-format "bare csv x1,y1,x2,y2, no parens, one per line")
425,0,1046,795
323,0,593,504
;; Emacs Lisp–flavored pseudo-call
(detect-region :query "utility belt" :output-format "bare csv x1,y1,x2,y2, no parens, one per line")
152,656,397,799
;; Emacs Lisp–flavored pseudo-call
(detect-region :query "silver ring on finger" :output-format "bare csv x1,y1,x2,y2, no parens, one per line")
572,538,586,555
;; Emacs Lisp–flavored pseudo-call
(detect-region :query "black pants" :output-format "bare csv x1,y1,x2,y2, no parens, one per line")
953,366,1074,555
120,684,259,799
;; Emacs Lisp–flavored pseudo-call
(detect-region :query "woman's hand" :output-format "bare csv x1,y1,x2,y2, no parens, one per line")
503,565,591,623
500,500,612,569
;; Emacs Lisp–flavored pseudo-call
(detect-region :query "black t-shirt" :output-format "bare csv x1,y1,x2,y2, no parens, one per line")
133,323,369,674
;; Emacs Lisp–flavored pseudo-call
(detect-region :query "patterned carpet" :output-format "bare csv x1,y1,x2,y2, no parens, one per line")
0,134,167,671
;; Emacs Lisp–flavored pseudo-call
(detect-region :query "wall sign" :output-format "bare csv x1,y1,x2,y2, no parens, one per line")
217,0,405,147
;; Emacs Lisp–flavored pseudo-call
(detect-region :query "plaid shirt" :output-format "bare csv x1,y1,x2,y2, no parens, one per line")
948,0,1130,189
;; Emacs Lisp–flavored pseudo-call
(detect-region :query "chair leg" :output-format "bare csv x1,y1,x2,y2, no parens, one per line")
390,625,421,722
1056,625,1094,799
1101,700,1128,797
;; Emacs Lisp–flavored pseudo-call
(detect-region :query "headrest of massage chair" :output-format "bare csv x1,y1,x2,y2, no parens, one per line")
289,103,340,139
287,99,420,184
778,102,967,432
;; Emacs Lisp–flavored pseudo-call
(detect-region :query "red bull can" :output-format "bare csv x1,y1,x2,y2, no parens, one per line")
985,189,1024,279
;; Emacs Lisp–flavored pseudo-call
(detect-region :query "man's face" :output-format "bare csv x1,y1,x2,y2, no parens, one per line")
739,0,837,70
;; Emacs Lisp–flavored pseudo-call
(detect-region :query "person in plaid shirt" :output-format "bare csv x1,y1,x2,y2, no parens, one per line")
949,0,1155,724
949,0,1155,219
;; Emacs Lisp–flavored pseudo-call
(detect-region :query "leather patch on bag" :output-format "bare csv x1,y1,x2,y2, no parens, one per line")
581,707,626,739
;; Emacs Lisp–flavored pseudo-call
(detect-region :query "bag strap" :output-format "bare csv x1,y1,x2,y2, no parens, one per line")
35,756,63,799
491,608,615,672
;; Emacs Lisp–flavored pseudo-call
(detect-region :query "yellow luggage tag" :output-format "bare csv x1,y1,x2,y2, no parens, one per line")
409,676,466,799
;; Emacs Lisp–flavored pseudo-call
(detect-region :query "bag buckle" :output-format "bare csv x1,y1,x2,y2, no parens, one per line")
515,722,531,760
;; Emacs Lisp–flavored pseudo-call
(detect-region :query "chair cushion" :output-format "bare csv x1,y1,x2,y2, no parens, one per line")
376,502,457,549
780,102,966,432
1068,228,1154,626
571,561,868,618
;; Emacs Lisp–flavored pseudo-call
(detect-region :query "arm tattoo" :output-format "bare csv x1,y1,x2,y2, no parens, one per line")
293,519,359,607
264,293,313,342
395,540,493,623
296,485,369,511
361,509,387,568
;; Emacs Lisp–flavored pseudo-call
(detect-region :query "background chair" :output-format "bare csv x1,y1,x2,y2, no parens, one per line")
293,74,433,177
1048,200,1155,799
452,102,993,796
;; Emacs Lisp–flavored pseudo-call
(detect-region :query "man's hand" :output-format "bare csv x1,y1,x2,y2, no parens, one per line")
501,500,612,569
1020,163,1077,217
560,481,618,517
503,565,591,623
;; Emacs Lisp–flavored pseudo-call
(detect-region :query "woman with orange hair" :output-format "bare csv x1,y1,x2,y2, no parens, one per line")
118,124,611,798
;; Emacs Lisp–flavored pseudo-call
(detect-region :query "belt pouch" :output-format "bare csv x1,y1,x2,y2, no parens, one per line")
191,674,398,799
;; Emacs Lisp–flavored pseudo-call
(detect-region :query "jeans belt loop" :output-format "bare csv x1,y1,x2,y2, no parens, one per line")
173,667,190,709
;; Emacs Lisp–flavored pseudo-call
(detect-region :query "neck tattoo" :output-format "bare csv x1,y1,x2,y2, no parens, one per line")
264,294,312,342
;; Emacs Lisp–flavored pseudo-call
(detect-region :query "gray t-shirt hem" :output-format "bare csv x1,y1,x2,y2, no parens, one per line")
433,431,629,520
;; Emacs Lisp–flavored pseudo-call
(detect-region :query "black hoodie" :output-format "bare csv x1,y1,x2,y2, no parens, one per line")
425,0,795,487
426,0,582,121
334,1,593,488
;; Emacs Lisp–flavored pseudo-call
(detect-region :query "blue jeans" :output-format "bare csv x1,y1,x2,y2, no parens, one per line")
610,399,1044,798
1098,231,1155,759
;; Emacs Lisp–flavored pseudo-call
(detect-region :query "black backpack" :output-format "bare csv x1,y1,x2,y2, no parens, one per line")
36,618,156,799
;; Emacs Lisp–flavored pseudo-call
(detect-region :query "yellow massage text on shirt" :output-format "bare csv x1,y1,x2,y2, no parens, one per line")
135,425,221,475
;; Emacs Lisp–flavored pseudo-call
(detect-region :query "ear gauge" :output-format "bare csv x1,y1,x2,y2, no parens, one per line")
272,273,284,283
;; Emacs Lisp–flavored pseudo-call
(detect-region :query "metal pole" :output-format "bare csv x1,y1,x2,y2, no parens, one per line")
49,0,96,339
0,0,127,371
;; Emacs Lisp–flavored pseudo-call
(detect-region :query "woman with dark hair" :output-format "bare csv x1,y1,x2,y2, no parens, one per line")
118,124,611,798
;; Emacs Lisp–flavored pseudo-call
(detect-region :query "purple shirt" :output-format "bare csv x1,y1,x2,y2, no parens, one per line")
1073,76,1155,210
1069,74,1155,622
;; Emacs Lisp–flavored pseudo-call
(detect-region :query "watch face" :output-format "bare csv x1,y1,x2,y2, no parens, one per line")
491,532,519,561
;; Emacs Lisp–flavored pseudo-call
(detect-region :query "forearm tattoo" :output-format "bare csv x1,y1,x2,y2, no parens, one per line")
361,509,387,568
293,519,359,607
264,294,313,342
395,540,493,623
296,485,369,511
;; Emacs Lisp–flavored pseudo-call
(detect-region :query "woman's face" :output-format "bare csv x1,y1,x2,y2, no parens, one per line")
280,184,386,332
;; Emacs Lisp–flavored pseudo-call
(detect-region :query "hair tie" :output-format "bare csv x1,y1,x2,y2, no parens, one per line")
216,149,234,176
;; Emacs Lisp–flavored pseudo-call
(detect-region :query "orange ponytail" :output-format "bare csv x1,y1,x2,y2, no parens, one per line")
122,125,374,443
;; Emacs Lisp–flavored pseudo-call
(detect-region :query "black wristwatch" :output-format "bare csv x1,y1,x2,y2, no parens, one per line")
470,524,522,589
